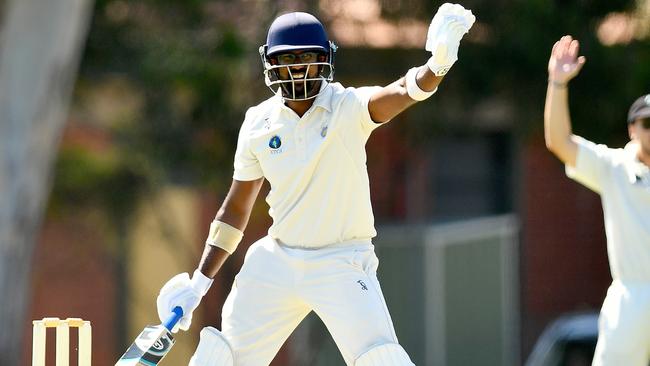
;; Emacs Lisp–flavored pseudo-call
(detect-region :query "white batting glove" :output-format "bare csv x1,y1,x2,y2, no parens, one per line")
425,3,476,76
156,270,213,333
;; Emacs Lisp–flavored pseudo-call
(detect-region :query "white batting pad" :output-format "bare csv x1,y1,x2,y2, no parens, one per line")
354,343,415,366
188,327,234,366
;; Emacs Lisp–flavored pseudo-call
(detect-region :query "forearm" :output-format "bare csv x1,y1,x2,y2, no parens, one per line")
544,82,577,165
196,202,252,278
194,214,244,279
195,211,250,279
415,64,444,92
195,178,263,278
369,65,444,123
197,244,230,278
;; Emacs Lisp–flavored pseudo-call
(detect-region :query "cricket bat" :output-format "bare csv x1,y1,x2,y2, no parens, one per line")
115,306,184,366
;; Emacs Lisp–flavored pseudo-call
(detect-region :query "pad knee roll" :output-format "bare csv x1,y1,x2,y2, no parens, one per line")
355,343,415,366
188,327,234,366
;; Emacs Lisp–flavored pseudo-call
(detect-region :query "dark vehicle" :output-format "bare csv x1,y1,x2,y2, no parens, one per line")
525,312,599,366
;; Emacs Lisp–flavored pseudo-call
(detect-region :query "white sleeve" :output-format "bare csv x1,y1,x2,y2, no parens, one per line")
232,110,263,181
565,136,614,194
348,86,384,137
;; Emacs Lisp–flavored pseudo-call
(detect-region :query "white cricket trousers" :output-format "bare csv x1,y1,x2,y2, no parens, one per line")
220,236,400,366
592,280,650,366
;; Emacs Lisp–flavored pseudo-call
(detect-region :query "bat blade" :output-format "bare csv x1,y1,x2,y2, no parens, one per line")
115,307,183,366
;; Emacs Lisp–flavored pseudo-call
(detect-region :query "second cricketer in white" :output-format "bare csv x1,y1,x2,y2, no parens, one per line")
545,35,650,366
156,5,475,366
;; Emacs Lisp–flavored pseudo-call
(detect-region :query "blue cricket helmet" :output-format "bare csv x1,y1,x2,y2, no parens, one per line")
259,12,337,101
266,12,330,55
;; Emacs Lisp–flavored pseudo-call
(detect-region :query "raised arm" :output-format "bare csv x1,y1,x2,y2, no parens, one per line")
544,35,586,167
369,3,475,123
368,67,442,123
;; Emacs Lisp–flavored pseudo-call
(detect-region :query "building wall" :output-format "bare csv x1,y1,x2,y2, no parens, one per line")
520,136,610,359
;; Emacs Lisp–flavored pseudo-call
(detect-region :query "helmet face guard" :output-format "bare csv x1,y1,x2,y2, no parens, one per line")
259,43,336,101
260,12,337,101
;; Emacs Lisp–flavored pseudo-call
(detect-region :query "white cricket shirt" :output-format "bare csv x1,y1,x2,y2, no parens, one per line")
233,82,383,248
567,137,650,282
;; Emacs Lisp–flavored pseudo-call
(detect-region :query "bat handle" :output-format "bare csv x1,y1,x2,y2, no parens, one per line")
164,306,184,331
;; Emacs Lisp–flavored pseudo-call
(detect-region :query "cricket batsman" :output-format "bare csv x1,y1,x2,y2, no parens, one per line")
156,4,475,365
545,35,650,366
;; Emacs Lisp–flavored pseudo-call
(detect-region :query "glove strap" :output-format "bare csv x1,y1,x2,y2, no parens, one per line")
405,67,437,101
426,55,453,76
191,269,214,296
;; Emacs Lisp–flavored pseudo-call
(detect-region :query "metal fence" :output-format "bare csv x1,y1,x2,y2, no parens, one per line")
289,214,520,366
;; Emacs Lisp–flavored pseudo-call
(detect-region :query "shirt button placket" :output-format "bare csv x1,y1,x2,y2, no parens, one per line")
296,123,306,162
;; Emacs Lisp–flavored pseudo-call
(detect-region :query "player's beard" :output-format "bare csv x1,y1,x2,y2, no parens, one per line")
282,77,321,100
290,69,308,93
293,79,306,93
293,78,320,92
297,79,321,99
287,65,321,99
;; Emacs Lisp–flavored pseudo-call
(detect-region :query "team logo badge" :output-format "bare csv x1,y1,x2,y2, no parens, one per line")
269,135,282,149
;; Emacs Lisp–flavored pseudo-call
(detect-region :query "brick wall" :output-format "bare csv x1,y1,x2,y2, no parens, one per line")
520,136,610,359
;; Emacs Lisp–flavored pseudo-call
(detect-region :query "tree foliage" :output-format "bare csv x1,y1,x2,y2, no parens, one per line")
455,0,647,143
60,0,650,201
77,0,250,190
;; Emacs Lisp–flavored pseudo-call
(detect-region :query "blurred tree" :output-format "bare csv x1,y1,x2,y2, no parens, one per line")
0,0,94,364
55,0,258,353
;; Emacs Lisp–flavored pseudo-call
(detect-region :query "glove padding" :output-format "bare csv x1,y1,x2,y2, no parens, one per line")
156,270,213,332
425,3,476,76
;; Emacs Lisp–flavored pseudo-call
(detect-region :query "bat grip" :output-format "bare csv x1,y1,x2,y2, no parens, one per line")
164,306,184,331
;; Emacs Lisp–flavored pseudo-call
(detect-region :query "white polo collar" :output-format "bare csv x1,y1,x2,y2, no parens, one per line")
311,82,333,112
624,141,650,184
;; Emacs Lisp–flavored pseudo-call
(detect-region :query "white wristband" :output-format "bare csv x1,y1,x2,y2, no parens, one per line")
191,269,213,296
405,67,437,101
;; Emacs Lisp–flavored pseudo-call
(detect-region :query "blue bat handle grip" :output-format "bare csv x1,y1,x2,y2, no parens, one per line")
164,306,184,331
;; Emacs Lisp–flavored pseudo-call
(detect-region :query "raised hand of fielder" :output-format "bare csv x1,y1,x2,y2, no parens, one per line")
548,35,586,85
